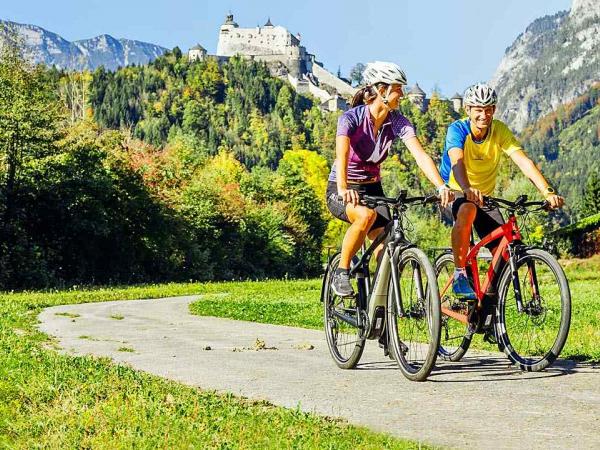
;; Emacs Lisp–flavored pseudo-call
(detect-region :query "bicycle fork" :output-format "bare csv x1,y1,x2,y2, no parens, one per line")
508,244,524,313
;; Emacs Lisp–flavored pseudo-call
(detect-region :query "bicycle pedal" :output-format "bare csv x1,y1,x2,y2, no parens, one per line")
397,341,409,355
483,330,497,345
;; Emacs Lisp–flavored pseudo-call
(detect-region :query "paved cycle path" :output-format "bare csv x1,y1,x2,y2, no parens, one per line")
39,295,600,449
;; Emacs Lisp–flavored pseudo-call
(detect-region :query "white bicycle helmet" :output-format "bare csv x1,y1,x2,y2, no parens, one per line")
363,61,407,86
463,83,497,107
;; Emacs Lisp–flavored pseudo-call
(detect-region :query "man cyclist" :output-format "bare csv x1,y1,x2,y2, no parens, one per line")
439,83,564,300
327,61,453,297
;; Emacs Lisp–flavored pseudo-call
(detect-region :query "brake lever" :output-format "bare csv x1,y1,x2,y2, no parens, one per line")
423,194,439,205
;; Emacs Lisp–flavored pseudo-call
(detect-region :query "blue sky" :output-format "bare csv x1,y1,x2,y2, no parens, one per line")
4,0,572,96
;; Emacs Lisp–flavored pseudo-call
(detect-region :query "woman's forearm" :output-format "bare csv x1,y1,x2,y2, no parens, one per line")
415,152,445,187
406,137,445,187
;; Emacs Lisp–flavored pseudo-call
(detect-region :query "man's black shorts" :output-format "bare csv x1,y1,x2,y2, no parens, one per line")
326,181,391,231
451,194,505,249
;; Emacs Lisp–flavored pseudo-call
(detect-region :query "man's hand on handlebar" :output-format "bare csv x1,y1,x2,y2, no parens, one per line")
338,187,360,207
545,194,564,209
463,187,483,206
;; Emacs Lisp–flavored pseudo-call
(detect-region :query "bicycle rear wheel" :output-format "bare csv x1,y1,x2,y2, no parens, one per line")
495,248,571,371
323,253,366,369
435,253,472,361
387,247,441,381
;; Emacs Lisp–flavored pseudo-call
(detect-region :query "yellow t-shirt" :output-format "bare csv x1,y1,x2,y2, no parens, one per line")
441,119,523,195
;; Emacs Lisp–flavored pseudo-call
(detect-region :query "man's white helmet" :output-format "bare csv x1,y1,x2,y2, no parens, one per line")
463,83,497,107
363,61,407,86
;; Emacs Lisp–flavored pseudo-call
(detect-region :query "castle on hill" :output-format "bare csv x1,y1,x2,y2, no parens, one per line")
188,14,464,113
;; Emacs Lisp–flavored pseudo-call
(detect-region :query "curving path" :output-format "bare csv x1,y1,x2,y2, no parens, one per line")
38,296,600,449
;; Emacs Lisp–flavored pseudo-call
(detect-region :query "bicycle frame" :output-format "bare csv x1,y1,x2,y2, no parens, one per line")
346,207,416,339
439,214,524,326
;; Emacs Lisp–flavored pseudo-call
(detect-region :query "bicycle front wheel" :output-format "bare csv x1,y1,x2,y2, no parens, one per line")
387,247,441,381
323,253,366,369
495,248,571,371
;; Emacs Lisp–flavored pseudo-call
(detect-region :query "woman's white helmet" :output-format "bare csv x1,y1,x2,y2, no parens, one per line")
463,83,497,107
363,61,407,86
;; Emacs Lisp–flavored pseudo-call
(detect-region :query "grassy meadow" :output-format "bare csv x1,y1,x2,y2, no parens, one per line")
1,255,597,447
190,256,600,362
1,284,427,448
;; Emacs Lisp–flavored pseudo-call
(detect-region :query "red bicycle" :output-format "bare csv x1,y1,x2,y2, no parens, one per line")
435,195,571,371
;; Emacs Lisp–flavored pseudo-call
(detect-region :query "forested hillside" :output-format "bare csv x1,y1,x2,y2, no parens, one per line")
6,28,591,290
519,83,600,218
0,32,468,290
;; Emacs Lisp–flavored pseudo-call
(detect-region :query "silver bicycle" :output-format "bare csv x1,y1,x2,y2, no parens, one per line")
321,191,442,381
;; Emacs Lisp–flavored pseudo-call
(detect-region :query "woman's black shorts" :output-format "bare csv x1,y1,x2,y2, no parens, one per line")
325,181,391,231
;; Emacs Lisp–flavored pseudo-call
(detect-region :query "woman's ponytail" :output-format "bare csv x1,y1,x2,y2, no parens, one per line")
350,84,382,108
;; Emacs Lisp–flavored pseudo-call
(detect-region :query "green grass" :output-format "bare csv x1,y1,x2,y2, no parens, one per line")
0,283,427,448
189,257,600,363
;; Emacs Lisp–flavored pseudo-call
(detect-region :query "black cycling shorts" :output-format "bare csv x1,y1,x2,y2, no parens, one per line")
326,181,391,231
451,194,505,249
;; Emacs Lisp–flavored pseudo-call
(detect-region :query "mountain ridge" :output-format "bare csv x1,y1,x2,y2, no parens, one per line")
0,19,167,71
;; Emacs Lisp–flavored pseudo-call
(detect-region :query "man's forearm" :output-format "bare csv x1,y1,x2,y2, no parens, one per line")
513,153,551,193
451,160,471,191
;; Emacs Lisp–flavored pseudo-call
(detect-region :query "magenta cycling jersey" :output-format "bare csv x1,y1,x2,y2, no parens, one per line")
328,104,416,183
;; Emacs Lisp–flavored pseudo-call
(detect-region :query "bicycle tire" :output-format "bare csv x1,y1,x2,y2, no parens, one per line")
435,253,472,361
387,247,441,381
495,248,571,371
323,253,366,369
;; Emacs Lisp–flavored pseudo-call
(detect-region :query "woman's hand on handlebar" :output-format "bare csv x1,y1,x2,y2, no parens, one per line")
437,185,455,208
338,187,360,207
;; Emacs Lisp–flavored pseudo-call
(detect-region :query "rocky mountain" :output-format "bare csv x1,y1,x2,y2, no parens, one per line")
0,19,167,71
490,0,600,132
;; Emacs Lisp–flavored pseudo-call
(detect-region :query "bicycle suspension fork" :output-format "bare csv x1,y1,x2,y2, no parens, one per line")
507,243,524,313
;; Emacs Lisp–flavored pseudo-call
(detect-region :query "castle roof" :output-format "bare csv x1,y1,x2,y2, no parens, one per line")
451,92,462,100
408,83,425,96
224,13,238,26
264,17,273,27
190,44,206,51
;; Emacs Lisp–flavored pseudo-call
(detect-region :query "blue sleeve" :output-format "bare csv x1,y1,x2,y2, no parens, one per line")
445,121,469,151
440,120,469,183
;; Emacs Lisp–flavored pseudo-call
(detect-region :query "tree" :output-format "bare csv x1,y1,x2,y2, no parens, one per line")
349,63,365,86
581,169,600,217
59,70,92,124
0,25,64,276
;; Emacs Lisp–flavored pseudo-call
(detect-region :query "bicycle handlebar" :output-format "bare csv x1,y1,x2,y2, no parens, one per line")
360,191,440,209
484,195,549,211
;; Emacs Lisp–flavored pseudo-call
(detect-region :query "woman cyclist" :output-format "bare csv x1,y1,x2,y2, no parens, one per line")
326,61,453,297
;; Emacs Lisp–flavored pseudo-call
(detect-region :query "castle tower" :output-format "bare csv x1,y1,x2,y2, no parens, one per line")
188,44,207,62
407,83,426,111
451,92,463,113
216,14,239,55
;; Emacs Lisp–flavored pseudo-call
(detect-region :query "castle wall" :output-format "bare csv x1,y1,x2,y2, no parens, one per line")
218,25,296,57
312,63,357,98
217,24,311,77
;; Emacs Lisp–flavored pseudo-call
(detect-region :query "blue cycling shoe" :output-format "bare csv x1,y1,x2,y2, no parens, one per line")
452,274,477,301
